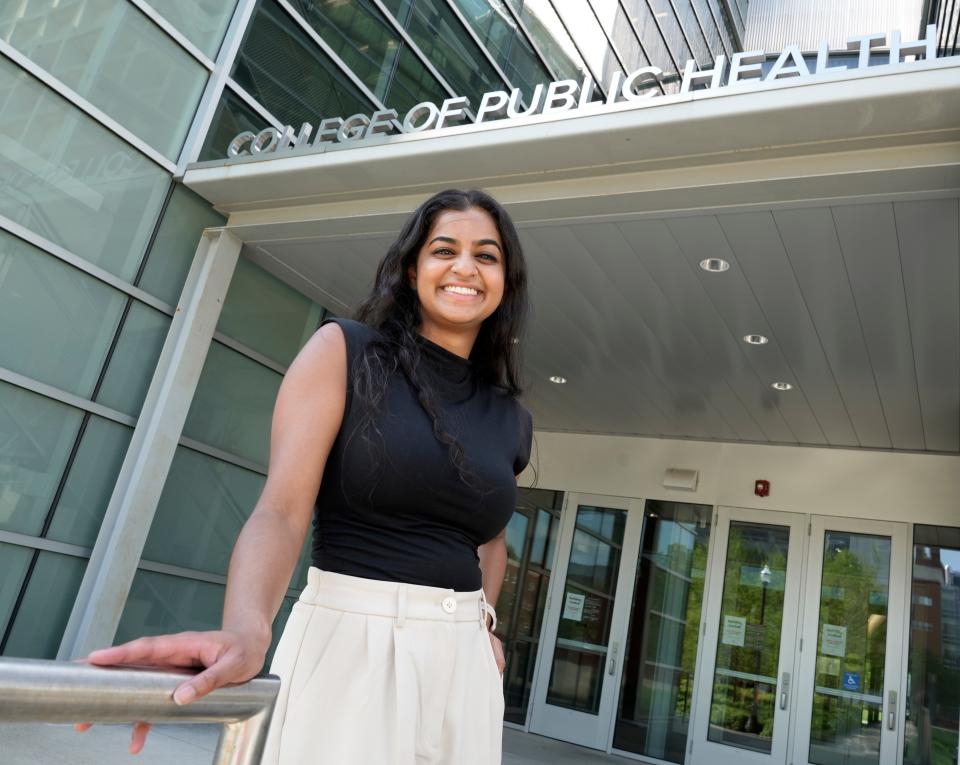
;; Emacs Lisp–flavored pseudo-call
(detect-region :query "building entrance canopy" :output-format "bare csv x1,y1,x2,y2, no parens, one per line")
184,56,960,453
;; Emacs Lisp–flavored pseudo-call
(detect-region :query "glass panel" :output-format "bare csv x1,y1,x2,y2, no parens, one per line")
198,87,266,162
0,0,207,160
217,255,323,367
138,184,226,306
0,229,126,398
96,302,170,417
116,569,224,642
904,528,960,765
0,58,169,281
232,0,374,128
382,0,505,103
0,542,32,639
497,512,530,636
708,521,791,753
621,0,680,90
143,446,266,575
46,417,133,548
548,0,621,92
691,0,725,58
448,0,552,102
613,502,712,761
609,5,649,73
181,341,282,466
144,0,238,58
287,0,447,114
3,551,86,659
808,532,892,765
546,504,626,714
0,382,83,536
503,0,587,83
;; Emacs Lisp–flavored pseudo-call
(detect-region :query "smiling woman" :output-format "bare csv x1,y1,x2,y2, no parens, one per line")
82,189,533,765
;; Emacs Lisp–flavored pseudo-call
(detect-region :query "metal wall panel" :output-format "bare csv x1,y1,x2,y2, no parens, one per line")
743,0,926,50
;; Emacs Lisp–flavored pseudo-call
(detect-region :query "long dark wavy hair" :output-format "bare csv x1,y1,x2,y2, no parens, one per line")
350,188,528,491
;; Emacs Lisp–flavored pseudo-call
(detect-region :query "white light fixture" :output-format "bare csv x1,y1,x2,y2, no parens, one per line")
663,467,699,491
743,334,769,345
548,375,567,384
699,258,730,272
772,382,793,391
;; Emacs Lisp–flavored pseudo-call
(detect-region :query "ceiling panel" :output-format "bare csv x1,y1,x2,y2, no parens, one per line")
614,219,796,443
665,216,827,445
717,211,858,447
894,199,960,452
567,221,763,441
833,203,926,451
773,207,892,449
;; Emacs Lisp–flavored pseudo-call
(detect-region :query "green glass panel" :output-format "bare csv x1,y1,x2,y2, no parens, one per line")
613,502,712,762
449,0,551,101
0,383,83,536
503,0,586,83
288,0,447,114
382,0,504,103
144,0,238,58
138,184,227,306
232,0,374,128
0,230,126,398
0,57,169,281
218,255,323,367
3,552,86,659
0,542,33,639
46,417,133,548
808,532,891,765
96,302,170,417
143,446,266,575
0,0,207,160
903,531,960,765
116,569,224,642
181,342,282,466
708,521,790,753
198,87,266,162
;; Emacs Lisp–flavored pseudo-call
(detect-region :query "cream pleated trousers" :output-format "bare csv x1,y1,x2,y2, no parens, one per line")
261,568,504,765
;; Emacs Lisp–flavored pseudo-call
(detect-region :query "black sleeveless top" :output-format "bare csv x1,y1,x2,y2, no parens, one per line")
311,318,533,591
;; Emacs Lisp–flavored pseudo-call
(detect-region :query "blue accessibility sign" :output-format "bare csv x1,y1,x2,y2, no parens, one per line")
842,672,861,692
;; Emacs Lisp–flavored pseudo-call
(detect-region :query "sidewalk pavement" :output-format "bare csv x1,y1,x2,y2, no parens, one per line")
0,723,630,764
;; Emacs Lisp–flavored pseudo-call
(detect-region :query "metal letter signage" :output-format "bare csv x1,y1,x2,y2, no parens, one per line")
225,26,940,160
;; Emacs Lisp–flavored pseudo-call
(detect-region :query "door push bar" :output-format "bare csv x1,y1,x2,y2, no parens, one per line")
779,671,791,710
0,657,280,765
887,689,897,731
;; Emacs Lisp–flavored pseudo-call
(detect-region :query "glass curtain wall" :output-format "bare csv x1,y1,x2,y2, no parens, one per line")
495,488,563,724
613,501,712,761
903,525,960,765
116,254,326,659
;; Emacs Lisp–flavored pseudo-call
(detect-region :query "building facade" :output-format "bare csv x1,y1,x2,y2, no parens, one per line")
1,1,959,764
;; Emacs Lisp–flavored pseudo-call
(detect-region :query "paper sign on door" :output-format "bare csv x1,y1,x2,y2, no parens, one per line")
562,591,585,621
721,615,747,647
821,624,847,657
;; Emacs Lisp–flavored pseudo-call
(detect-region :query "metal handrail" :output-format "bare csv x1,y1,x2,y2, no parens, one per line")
0,657,280,765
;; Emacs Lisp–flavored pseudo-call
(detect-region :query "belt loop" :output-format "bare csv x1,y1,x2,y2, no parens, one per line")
396,585,407,629
479,590,487,631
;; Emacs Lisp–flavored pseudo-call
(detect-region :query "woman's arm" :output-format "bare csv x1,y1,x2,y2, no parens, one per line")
82,323,348,742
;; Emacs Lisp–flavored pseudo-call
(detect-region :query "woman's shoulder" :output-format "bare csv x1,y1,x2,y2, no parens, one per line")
319,317,383,356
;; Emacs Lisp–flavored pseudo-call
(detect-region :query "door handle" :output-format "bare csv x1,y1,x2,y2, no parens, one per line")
608,658,615,676
608,641,619,676
887,690,897,730
779,672,791,710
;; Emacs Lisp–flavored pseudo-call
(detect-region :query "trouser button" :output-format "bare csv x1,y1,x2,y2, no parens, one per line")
441,597,457,614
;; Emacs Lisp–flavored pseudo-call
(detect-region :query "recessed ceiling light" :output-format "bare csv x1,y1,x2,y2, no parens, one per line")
771,382,793,391
744,334,769,345
549,375,567,384
699,258,730,273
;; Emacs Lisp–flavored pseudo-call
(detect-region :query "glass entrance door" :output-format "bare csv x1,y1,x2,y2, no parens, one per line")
691,507,807,765
528,493,644,749
791,517,908,765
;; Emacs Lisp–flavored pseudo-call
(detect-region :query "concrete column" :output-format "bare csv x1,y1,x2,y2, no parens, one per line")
59,228,242,659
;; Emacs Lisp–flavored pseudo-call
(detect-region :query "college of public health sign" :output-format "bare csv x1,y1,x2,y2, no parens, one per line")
227,25,940,160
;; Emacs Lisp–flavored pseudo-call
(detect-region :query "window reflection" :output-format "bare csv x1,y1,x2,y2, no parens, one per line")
613,501,711,760
904,526,960,765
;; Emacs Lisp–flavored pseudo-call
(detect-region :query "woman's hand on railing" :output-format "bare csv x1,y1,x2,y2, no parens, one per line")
75,630,269,753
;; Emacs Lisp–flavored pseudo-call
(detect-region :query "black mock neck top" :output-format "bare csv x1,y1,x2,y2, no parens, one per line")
311,318,533,591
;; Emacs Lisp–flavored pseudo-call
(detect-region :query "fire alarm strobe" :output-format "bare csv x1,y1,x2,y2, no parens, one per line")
755,479,770,497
